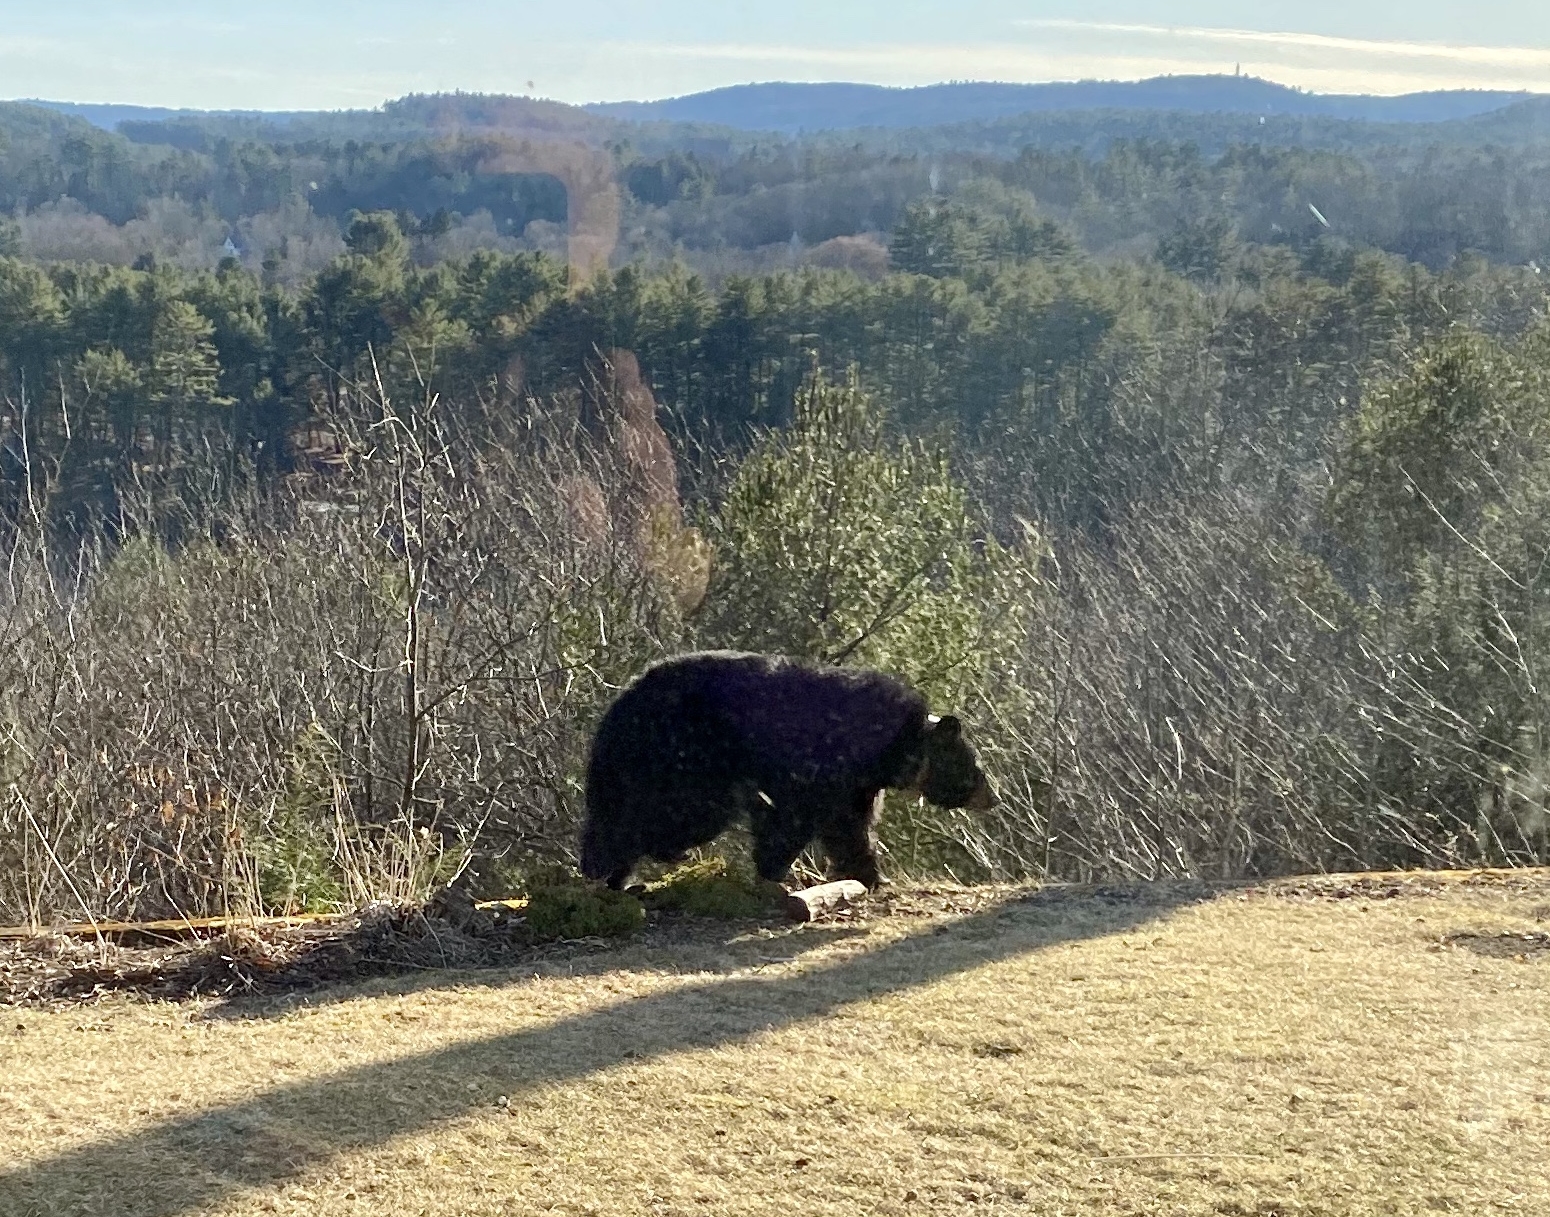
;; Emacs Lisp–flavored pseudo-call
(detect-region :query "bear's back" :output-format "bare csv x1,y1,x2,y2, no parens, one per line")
616,651,924,785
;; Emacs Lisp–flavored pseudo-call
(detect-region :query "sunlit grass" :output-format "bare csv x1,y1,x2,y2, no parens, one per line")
3,875,1547,1215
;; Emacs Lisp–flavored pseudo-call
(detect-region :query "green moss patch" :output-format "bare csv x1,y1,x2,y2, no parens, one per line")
521,867,645,941
641,857,785,920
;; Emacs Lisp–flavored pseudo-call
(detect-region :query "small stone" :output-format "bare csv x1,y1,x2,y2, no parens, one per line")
495,1095,510,1108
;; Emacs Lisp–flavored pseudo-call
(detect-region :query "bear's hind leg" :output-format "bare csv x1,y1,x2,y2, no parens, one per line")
819,789,885,889
753,835,808,885
750,800,815,886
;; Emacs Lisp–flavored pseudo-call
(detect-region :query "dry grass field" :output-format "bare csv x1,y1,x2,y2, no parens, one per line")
2,872,1548,1216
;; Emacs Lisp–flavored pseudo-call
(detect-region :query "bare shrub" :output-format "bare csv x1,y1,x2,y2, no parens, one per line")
948,491,1484,884
0,377,686,925
14,197,230,269
6,344,1544,924
805,234,891,280
11,197,348,281
237,200,347,284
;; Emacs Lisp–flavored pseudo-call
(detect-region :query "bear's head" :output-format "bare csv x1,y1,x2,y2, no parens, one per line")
915,714,995,810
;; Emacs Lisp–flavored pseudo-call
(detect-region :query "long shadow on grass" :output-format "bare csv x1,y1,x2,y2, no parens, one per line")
203,912,873,1022
0,882,1216,1215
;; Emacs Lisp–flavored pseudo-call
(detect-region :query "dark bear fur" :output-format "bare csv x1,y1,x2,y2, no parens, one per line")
579,651,994,890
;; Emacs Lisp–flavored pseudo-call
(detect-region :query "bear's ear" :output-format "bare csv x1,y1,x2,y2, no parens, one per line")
932,714,963,740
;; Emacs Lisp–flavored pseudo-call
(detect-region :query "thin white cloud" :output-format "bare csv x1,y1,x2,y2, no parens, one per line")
631,42,937,67
1019,20,1550,70
600,38,1297,81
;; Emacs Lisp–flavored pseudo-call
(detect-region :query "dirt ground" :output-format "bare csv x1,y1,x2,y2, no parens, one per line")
1,870,1547,1215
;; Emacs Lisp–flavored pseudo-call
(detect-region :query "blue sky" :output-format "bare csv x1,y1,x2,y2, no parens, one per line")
5,2,1550,110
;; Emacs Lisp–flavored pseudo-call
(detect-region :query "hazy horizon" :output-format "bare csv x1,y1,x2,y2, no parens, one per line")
14,71,1550,121
3,3,1549,112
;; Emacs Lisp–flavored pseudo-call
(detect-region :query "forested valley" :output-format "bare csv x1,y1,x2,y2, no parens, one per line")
3,89,1549,924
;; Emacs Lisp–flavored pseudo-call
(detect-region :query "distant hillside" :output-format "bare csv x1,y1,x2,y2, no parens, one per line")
588,76,1529,134
0,101,99,141
19,100,309,131
1449,96,1550,143
22,94,679,148
22,76,1535,146
838,106,1451,162
17,94,714,157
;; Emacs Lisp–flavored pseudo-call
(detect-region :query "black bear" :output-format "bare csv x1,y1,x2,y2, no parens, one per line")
579,651,994,890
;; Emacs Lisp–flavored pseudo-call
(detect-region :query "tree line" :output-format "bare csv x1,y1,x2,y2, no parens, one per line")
7,94,1550,278
4,115,1550,921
